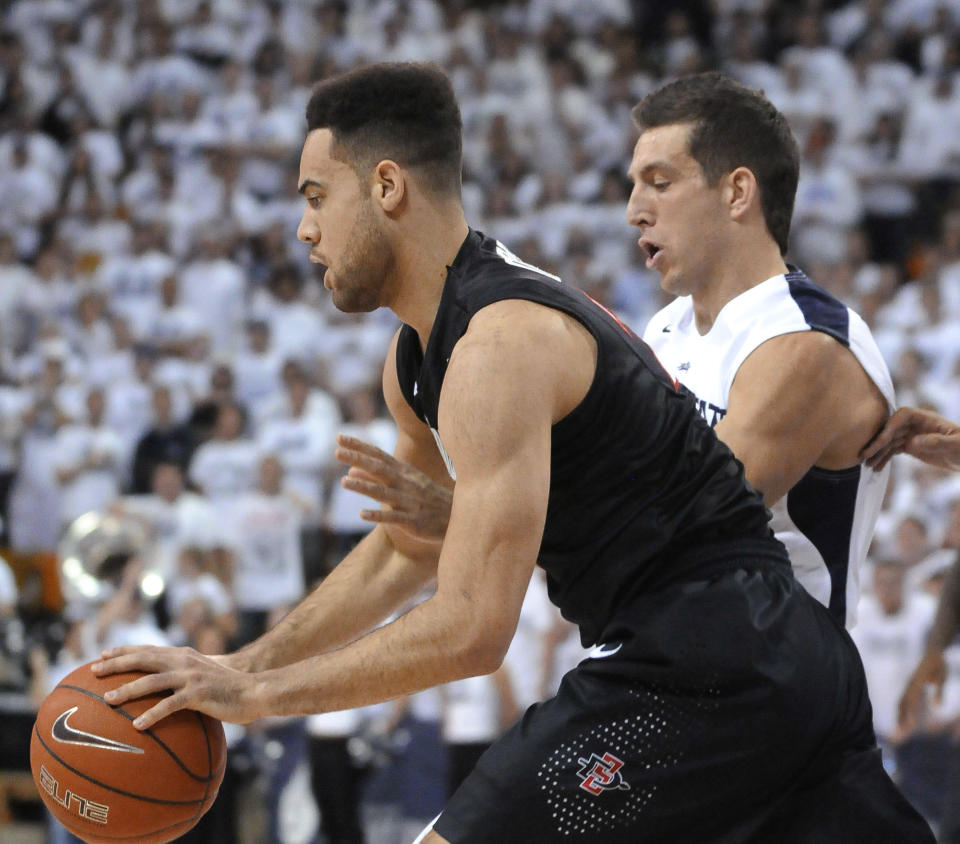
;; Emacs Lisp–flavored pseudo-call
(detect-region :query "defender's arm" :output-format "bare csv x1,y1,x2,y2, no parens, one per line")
715,331,888,506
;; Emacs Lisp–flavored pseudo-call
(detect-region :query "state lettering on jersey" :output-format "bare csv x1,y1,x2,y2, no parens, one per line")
683,387,727,428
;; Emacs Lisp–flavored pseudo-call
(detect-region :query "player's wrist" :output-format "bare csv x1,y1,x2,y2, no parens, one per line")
218,649,256,673
248,669,282,719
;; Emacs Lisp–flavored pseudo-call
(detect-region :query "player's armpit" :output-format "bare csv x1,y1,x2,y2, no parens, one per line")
715,331,888,507
363,329,457,562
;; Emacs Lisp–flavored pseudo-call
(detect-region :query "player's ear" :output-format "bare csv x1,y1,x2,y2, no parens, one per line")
373,159,405,213
726,166,758,222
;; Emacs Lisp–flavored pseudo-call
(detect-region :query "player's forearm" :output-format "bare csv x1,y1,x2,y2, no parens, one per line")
250,588,498,716
229,527,436,673
926,558,960,655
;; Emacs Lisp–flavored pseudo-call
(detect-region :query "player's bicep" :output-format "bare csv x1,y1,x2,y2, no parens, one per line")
432,332,554,659
715,332,842,505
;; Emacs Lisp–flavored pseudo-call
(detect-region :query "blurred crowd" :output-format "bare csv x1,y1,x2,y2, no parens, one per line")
1,0,960,841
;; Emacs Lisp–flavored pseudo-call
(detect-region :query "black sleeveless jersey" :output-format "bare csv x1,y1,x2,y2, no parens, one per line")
396,230,783,646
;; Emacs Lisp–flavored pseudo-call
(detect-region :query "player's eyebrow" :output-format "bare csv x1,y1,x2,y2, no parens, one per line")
298,178,325,194
626,161,681,182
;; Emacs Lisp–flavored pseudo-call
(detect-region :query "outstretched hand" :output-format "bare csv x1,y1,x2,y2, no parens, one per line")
92,645,265,730
861,407,960,472
335,434,453,541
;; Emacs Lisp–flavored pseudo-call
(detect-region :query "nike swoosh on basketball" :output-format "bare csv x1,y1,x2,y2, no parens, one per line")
51,706,145,754
587,642,622,659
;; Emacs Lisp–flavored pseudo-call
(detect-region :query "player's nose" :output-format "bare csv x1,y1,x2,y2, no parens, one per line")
296,211,317,243
625,188,653,229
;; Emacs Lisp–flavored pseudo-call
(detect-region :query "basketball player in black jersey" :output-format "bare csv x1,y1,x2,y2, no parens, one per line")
94,64,933,842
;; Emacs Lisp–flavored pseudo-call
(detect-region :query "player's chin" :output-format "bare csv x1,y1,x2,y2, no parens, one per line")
331,286,380,314
658,271,678,294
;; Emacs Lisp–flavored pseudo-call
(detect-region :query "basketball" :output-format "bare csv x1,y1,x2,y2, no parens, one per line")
29,660,226,844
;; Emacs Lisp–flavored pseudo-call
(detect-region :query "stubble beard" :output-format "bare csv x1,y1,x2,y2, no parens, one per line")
330,200,395,314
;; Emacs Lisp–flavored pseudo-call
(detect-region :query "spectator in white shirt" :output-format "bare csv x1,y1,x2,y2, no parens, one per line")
0,134,57,257
104,343,157,470
114,460,219,585
234,319,284,430
68,288,114,363
8,346,73,550
96,220,175,341
18,243,78,342
148,274,207,359
901,72,960,180
792,118,863,268
226,454,309,646
85,313,136,387
53,386,123,529
188,401,260,506
852,561,936,746
257,367,337,522
177,227,246,356
252,264,325,369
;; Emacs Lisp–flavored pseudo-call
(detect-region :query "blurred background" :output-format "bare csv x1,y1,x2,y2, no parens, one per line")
1,0,959,842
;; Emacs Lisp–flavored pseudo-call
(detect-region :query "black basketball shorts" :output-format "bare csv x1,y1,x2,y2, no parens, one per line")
433,561,934,843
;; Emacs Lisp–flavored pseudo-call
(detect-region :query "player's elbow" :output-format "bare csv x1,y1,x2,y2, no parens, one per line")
460,635,506,677
456,617,511,677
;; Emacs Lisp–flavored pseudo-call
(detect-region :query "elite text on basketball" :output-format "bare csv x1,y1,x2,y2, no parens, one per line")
39,765,109,824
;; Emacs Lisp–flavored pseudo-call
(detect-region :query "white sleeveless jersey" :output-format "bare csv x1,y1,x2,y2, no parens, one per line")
643,269,894,628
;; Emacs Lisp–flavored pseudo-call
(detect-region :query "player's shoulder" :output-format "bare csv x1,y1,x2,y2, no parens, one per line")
775,269,855,343
715,272,846,360
458,299,573,360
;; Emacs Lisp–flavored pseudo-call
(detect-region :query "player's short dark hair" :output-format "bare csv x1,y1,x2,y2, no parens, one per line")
632,72,799,255
305,62,462,197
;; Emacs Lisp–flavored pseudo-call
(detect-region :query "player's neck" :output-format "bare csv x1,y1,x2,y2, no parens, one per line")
691,238,788,335
387,207,470,347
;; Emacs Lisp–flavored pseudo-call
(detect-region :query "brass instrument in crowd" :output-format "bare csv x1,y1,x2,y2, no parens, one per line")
57,511,161,606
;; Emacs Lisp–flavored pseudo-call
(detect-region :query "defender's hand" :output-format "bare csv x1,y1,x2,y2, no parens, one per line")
898,651,947,735
335,434,453,541
92,645,265,730
861,407,960,472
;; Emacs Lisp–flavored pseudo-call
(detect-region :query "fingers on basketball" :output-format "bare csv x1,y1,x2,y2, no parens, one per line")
31,661,226,844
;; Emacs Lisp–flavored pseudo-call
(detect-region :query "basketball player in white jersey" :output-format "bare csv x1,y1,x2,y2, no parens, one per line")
632,73,892,627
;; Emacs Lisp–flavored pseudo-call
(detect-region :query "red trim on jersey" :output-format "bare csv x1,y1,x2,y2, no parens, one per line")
583,293,635,338
582,292,679,391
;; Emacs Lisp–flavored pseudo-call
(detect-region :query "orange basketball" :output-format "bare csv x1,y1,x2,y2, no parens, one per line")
30,660,226,844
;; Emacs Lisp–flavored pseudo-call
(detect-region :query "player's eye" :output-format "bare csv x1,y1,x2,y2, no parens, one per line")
307,196,322,209
653,181,670,192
